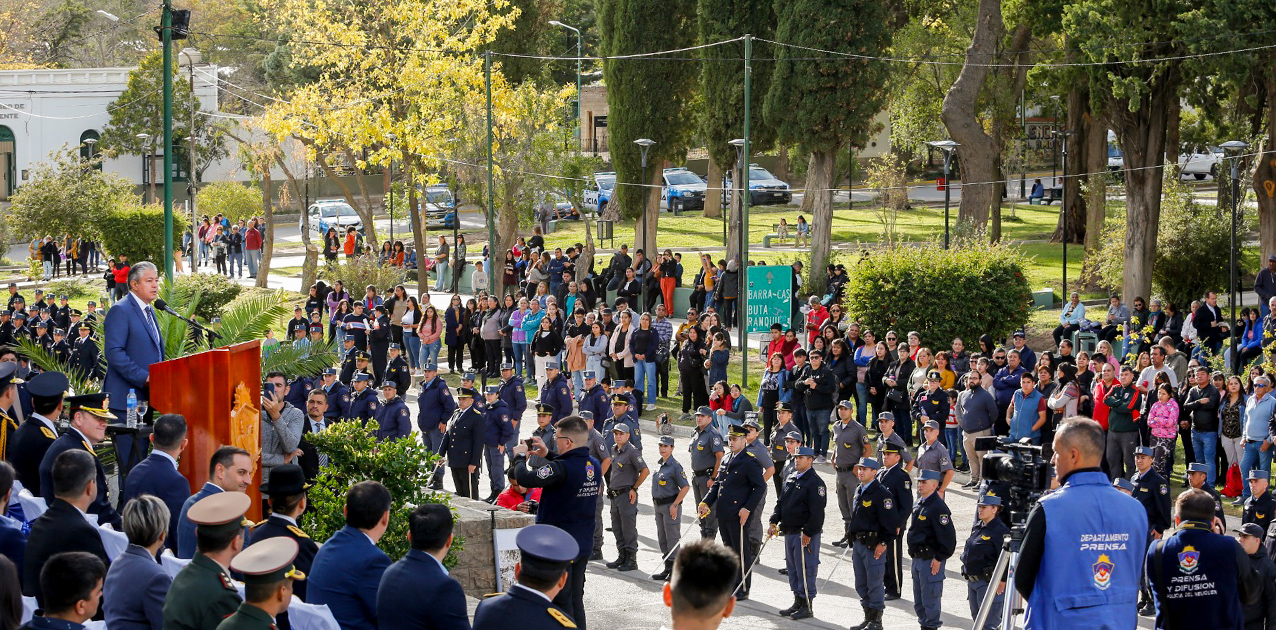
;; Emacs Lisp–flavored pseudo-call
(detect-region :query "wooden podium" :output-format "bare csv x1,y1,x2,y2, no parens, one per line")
150,340,264,519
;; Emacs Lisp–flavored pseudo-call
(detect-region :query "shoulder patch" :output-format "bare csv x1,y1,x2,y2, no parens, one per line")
370,402,378,410
342,394,350,402
548,608,577,628
40,427,56,439
287,525,310,539
746,451,756,458
537,465,553,479
401,408,409,417
817,486,826,497
1159,484,1168,495
939,514,950,525
884,498,893,510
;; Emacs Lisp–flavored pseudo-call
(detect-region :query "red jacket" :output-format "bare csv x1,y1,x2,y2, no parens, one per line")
496,487,541,511
112,264,130,284
805,306,829,344
245,227,262,250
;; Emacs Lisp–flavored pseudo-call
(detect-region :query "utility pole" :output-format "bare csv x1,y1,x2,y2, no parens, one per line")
184,49,197,273
739,34,751,388
161,0,175,278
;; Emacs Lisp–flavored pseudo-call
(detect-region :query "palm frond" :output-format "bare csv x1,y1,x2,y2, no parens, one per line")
14,337,99,395
157,279,206,357
262,339,338,379
213,291,292,346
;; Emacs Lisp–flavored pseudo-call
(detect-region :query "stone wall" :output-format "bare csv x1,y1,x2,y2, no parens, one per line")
450,494,535,597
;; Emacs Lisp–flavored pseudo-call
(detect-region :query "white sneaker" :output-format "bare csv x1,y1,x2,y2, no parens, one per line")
815,456,828,464
645,404,657,411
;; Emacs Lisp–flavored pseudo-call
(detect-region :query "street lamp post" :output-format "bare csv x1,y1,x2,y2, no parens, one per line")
386,132,397,243
1222,140,1248,370
137,133,153,204
635,138,655,314
549,20,582,151
1052,129,1075,294
926,140,959,249
1050,95,1061,191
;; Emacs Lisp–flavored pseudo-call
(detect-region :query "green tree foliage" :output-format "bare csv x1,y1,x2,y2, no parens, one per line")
99,50,227,182
8,149,134,241
170,273,244,322
490,0,551,85
697,4,776,170
322,256,409,293
764,0,894,294
1093,178,1233,312
92,200,189,272
598,0,698,234
843,241,1032,345
196,181,262,224
303,420,460,563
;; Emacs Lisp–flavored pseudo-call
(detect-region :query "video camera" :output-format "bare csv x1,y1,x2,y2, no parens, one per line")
975,436,1051,525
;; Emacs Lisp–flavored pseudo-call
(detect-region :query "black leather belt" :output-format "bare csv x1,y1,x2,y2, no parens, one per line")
693,469,713,477
653,495,677,506
607,486,633,498
836,465,855,472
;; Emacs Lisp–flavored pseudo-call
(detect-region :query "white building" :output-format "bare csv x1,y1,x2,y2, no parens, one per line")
0,48,242,202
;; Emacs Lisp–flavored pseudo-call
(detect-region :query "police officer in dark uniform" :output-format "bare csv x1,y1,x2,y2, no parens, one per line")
510,416,603,630
0,362,18,461
219,537,306,630
579,411,612,561
578,370,609,430
961,495,1010,630
249,464,318,606
285,371,315,411
385,344,411,394
540,361,574,424
1185,462,1226,533
338,345,361,385
473,524,581,630
877,443,913,600
38,392,122,528
742,416,775,553
441,387,485,498
0,311,13,347
769,445,825,620
907,469,957,630
689,406,724,539
49,328,70,364
698,424,766,600
373,381,411,441
771,402,802,490
346,372,378,425
461,372,483,411
316,368,350,423
605,422,647,572
848,457,900,630
831,399,870,547
482,385,514,501
418,362,457,486
70,322,101,380
499,362,528,451
1244,470,1275,535
1131,445,1170,615
8,371,66,496
532,404,558,454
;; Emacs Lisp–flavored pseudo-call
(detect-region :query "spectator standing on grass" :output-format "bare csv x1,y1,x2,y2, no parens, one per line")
1239,375,1276,503
245,218,262,277
227,220,244,278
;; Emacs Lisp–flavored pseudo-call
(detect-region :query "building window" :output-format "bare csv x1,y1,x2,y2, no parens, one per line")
79,130,101,170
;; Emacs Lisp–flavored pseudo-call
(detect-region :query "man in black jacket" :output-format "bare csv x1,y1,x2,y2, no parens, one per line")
1182,367,1222,487
1195,292,1226,354
797,351,837,462
1239,522,1276,630
604,245,631,292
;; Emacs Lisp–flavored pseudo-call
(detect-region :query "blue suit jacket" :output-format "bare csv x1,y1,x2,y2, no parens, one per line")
121,452,191,552
0,513,26,578
103,544,171,630
376,549,470,630
175,482,222,559
102,294,165,411
309,526,392,630
473,585,574,630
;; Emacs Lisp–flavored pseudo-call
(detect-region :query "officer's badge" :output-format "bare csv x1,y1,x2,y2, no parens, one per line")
862,500,872,507
817,486,825,497
537,465,553,479
1092,554,1114,590
400,409,408,417
1177,546,1200,574
697,444,705,450
883,498,893,510
1139,487,1148,492
659,479,667,485
939,514,949,525
980,535,991,541
40,427,56,440
585,461,596,482
342,395,350,402
919,515,926,520
548,608,577,628
220,573,237,591
1160,484,1168,495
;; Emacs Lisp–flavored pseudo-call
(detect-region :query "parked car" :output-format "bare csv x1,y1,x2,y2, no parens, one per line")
420,185,457,229
583,172,616,213
1178,147,1220,180
724,163,793,206
659,167,707,212
302,199,364,236
537,191,580,221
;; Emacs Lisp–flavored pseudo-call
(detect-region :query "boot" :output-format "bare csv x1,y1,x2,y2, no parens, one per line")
831,535,850,548
864,608,884,630
650,559,673,581
849,607,874,630
789,597,812,620
618,550,638,572
778,596,802,617
606,552,625,569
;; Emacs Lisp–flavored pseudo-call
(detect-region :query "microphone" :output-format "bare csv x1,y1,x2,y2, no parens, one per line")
152,298,182,319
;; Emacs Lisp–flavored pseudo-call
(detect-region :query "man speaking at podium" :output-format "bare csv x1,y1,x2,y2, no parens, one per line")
103,261,165,474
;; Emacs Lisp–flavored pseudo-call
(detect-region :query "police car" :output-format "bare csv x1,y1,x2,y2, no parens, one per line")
583,172,616,213
723,164,792,206
301,199,364,236
659,167,707,212
420,185,458,229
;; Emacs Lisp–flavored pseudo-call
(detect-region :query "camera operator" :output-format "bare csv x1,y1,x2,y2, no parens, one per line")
1146,489,1259,628
1016,418,1148,629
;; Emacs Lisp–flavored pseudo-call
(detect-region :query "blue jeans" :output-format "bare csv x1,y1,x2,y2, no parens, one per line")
422,340,441,367
402,332,421,369
809,408,832,457
855,382,870,425
1192,431,1218,487
229,251,243,276
1241,440,1273,499
433,260,449,291
945,427,966,467
635,361,658,403
572,371,585,398
512,343,528,377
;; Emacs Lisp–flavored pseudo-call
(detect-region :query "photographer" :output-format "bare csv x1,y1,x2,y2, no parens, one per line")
1016,418,1148,628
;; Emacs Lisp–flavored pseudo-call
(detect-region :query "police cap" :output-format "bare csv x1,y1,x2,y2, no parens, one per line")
855,457,881,471
188,492,252,535
536,403,554,415
918,469,942,482
658,435,675,447
232,537,306,585
26,371,68,402
260,464,310,496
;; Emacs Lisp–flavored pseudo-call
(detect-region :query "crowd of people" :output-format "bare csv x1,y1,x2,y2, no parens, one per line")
189,214,267,278
29,236,101,282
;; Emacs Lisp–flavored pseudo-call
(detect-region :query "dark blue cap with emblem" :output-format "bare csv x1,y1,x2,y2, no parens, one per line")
658,435,675,447
0,362,17,390
795,446,815,457
485,385,500,395
695,405,712,416
353,373,372,382
516,524,578,565
1250,469,1270,481
1113,478,1135,491
1133,446,1154,458
380,380,397,390
978,495,1002,507
919,469,942,482
856,457,881,470
462,372,476,381
1238,523,1266,538
322,367,337,376
611,395,628,406
389,343,400,351
422,361,438,371
578,411,593,421
837,400,854,410
26,371,68,401
785,431,801,442
582,370,596,380
545,361,560,370
536,403,554,414
612,423,631,434
1186,463,1208,474
500,361,515,371
727,425,749,437
457,387,476,399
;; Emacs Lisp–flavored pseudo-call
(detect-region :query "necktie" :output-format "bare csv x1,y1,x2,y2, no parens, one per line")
314,420,329,467
144,306,161,354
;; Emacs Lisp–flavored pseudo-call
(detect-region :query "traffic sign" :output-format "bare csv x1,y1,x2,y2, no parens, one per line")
746,265,792,334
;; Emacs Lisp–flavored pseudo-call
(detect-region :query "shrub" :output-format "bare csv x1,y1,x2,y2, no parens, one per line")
170,273,243,322
196,182,261,224
45,278,96,299
1093,177,1233,311
92,200,190,273
322,256,407,295
843,240,1032,346
302,420,461,564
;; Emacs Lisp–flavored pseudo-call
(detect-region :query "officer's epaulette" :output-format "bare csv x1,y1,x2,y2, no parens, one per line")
548,608,577,628
746,452,756,458
252,519,269,529
40,427,56,440
287,524,309,539
481,592,502,599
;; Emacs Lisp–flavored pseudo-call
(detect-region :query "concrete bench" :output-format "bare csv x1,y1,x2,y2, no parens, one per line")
762,233,781,248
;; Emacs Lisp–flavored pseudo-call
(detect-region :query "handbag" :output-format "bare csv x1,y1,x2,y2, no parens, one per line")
1223,463,1243,498
886,388,905,405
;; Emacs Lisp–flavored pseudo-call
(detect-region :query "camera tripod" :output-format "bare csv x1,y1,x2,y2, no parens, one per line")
972,526,1025,630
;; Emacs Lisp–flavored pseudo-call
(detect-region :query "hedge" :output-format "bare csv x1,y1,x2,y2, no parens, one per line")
93,201,189,274
842,241,1033,347
170,273,243,322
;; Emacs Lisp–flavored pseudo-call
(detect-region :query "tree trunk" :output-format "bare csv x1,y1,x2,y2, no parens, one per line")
405,155,429,296
703,153,724,218
807,150,836,296
1255,68,1276,261
1165,97,1181,178
1111,75,1176,302
1052,84,1090,245
635,166,662,258
798,163,815,217
1083,110,1107,255
275,152,318,291
941,0,1005,234
774,145,790,183
578,216,596,285
726,160,743,263
257,168,274,289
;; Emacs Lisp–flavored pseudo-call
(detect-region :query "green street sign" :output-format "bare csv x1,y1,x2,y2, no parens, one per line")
746,265,792,334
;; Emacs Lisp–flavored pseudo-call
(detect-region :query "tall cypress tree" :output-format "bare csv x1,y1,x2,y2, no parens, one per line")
765,2,893,293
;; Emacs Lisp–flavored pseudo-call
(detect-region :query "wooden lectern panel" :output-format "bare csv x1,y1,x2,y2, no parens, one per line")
149,340,263,519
